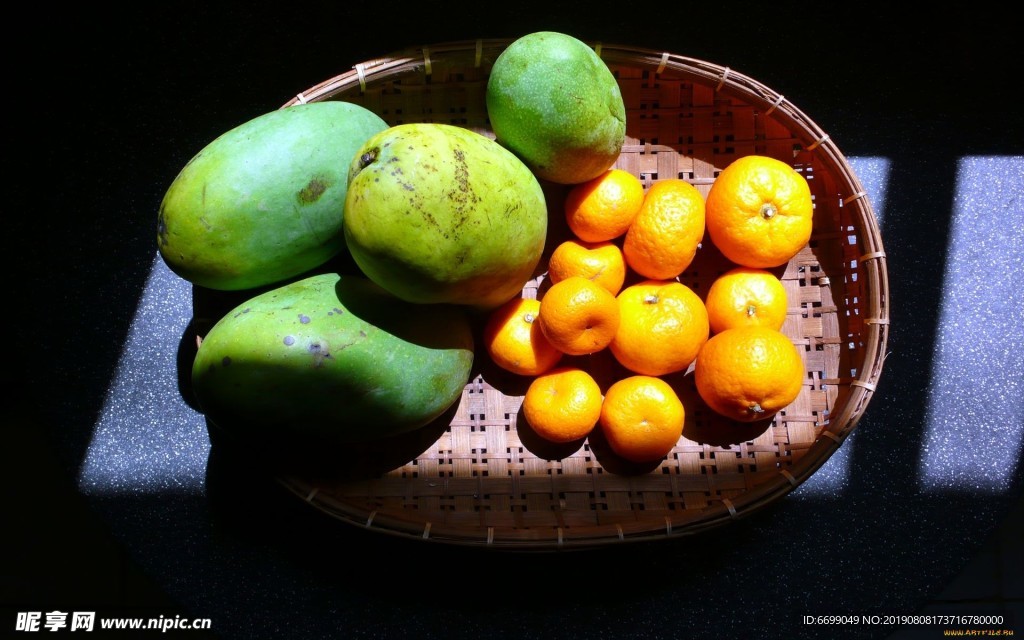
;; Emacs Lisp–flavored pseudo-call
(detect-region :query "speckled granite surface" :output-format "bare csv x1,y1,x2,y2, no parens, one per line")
9,4,1023,640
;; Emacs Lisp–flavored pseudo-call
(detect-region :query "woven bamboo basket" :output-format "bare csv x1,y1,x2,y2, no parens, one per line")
197,38,889,550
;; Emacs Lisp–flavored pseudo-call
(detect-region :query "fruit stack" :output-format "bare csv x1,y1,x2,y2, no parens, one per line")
486,152,814,464
157,30,814,473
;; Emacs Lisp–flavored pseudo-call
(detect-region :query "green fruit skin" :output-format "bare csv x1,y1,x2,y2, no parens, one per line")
344,123,547,310
191,273,475,447
486,31,626,185
158,102,388,291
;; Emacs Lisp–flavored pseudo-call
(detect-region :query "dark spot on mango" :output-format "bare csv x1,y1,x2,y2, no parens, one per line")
297,176,330,204
299,314,311,324
358,147,379,168
156,206,168,246
221,356,232,367
283,335,295,346
308,342,334,367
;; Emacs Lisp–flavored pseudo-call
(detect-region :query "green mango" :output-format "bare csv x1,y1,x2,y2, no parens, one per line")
158,102,388,291
191,273,475,450
486,31,626,185
343,123,547,311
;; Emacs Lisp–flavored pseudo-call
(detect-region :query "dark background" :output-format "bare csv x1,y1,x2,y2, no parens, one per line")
7,3,1022,639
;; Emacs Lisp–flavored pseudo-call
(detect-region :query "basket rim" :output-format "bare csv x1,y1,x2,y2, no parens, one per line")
264,37,891,550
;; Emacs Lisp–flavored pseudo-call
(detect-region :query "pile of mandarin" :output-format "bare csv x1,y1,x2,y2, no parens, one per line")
483,155,813,466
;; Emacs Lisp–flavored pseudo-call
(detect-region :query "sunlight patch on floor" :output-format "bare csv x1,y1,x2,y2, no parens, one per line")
77,255,208,495
918,155,1024,493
